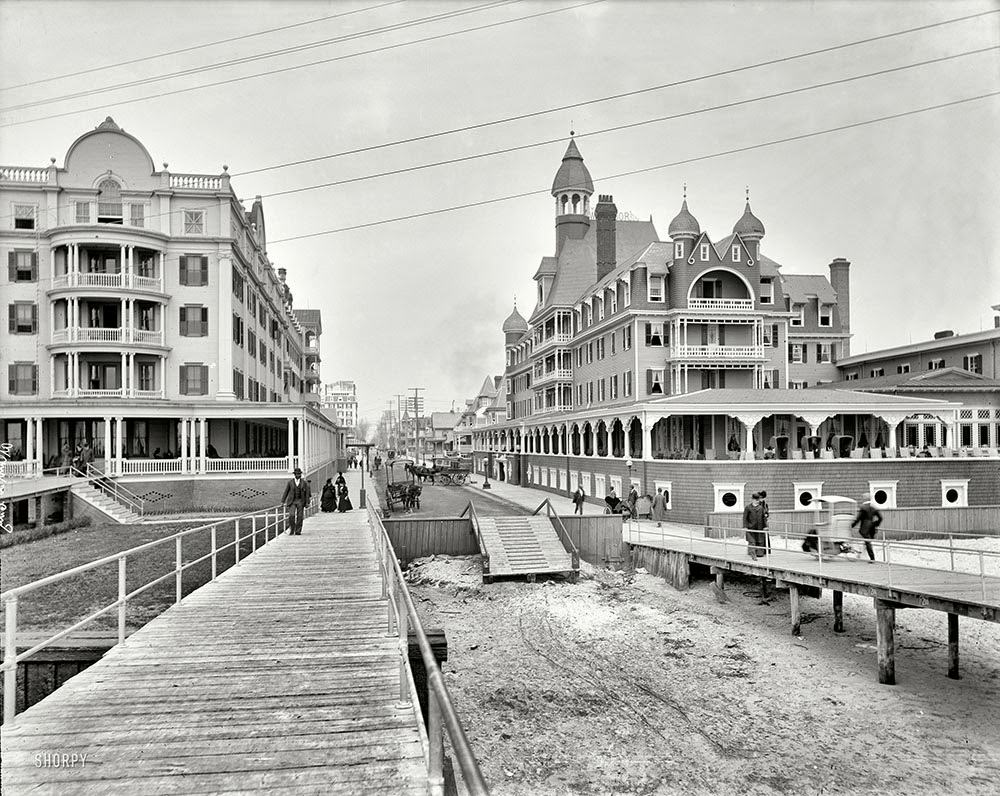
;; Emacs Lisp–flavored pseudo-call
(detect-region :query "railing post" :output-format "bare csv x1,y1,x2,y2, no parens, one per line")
428,689,445,796
398,592,409,701
175,535,183,603
234,519,241,564
118,556,127,644
251,515,258,553
885,535,892,588
980,552,986,600
949,535,955,572
211,525,218,580
3,597,18,724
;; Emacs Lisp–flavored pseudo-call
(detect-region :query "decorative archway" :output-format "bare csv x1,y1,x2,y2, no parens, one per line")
610,418,625,458
582,422,594,457
571,423,581,456
627,417,643,458
596,420,608,457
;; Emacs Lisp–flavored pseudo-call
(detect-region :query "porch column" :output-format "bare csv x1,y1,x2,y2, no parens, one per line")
287,417,295,471
50,353,56,395
180,417,188,474
130,353,136,396
103,417,112,473
948,414,959,452
736,415,764,461
34,417,43,470
26,417,34,466
199,417,207,472
120,352,127,393
114,417,124,476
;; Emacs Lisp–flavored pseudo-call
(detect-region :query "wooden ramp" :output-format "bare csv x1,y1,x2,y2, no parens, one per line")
1,511,430,796
478,516,574,579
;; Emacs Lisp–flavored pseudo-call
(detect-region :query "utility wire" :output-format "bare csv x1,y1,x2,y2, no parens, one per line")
0,0,516,112
230,8,1000,178
252,47,997,202
264,91,1000,244
0,0,405,92
0,0,603,127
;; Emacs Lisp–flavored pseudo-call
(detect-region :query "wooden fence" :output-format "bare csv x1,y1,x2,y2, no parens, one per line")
382,517,479,565
557,515,626,567
705,506,1000,540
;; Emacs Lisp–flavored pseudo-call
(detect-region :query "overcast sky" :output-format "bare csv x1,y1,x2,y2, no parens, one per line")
2,0,998,425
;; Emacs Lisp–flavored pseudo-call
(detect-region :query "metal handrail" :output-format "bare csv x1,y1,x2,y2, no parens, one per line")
459,501,490,575
2,503,290,724
73,463,146,516
625,522,998,604
532,499,580,570
701,511,997,540
367,501,488,795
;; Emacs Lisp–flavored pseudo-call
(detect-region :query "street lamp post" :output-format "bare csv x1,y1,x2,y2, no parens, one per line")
483,451,493,489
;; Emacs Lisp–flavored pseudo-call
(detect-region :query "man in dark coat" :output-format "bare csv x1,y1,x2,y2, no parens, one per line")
281,467,311,535
851,492,883,561
743,492,768,559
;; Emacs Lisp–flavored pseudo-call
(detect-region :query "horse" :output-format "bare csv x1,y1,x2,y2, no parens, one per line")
405,463,439,484
402,483,422,511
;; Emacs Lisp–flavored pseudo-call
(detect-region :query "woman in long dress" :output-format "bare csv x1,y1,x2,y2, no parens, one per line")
337,483,353,513
320,479,337,512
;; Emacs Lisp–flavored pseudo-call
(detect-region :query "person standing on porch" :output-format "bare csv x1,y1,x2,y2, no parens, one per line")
652,488,667,527
743,492,768,560
280,467,311,535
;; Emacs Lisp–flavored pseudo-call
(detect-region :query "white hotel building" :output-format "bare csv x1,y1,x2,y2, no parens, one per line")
1,118,343,511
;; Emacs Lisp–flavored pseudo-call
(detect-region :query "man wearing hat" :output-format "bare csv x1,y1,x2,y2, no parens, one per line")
851,492,883,562
280,467,311,535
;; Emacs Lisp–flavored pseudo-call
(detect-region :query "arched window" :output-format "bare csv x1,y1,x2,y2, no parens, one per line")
572,194,580,213
97,179,123,223
561,194,569,214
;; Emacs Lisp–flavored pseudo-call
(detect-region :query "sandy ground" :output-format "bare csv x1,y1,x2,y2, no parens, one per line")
408,555,1000,796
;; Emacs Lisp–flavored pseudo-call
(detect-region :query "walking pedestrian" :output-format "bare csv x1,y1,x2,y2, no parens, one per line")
743,492,768,559
851,493,883,562
759,489,771,554
320,478,337,512
627,484,639,517
652,487,667,527
572,484,585,515
280,467,311,535
337,482,353,512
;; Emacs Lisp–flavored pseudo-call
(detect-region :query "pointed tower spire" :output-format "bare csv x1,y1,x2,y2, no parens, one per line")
551,137,594,253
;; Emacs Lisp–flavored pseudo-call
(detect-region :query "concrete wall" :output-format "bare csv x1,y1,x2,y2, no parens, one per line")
486,453,1000,524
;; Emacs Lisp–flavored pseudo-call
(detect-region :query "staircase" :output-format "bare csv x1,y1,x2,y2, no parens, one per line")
71,483,143,524
477,516,575,580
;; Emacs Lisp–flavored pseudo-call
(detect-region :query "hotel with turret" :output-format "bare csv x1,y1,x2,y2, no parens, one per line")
469,140,997,522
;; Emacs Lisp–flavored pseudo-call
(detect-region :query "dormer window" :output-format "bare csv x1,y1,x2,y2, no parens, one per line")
648,275,664,302
732,245,741,262
538,282,544,305
674,242,683,259
623,280,631,307
790,303,804,327
760,277,773,304
819,304,832,327
597,297,605,321
700,243,710,261
97,179,123,224
609,289,617,314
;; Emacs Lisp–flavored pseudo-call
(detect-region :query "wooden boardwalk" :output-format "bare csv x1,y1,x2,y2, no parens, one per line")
626,526,1000,617
1,511,430,795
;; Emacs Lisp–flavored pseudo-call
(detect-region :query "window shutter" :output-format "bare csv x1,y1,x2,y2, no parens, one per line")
644,323,651,345
771,324,779,347
802,346,808,363
201,307,209,336
817,344,823,362
200,365,209,394
179,306,187,334
7,252,16,281
787,343,793,360
179,366,188,395
30,252,38,281
831,345,838,364
31,304,37,332
646,369,653,394
7,305,15,333
31,365,38,394
179,256,188,285
199,256,208,285
8,364,15,394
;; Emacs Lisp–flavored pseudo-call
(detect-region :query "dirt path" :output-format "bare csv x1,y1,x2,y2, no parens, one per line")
410,558,1000,795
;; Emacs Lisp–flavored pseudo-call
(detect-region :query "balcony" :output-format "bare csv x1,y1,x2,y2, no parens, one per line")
686,298,754,312
672,344,765,360
533,332,572,354
51,272,164,292
533,368,574,387
50,327,166,346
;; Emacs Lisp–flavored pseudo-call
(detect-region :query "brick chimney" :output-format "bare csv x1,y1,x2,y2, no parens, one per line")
829,258,851,356
595,195,617,282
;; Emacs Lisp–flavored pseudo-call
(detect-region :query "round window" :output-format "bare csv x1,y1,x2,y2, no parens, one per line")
874,489,888,505
721,491,738,507
799,491,813,506
945,488,959,504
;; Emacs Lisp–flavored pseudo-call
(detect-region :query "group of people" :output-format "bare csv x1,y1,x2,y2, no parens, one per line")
58,441,93,474
569,483,670,525
321,472,353,514
280,468,354,535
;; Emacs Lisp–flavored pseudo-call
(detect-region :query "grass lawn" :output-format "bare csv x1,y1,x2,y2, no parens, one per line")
0,516,274,635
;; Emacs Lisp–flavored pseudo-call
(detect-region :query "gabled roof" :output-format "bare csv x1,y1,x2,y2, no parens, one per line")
476,375,498,398
781,274,837,304
292,308,322,334
533,256,558,279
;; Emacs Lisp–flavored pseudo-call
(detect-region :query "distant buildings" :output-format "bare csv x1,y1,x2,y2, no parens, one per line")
321,380,358,429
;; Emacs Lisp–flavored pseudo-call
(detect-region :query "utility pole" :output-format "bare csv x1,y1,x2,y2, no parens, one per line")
411,387,425,464
395,394,405,456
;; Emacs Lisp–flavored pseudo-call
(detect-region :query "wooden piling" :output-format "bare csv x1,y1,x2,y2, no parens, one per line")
789,585,801,636
947,613,960,680
875,599,896,685
833,590,844,633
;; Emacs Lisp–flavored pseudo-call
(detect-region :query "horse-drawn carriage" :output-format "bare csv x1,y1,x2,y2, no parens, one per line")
384,457,422,513
430,455,472,486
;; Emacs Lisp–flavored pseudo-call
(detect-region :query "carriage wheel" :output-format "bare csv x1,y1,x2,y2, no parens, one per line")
440,473,453,486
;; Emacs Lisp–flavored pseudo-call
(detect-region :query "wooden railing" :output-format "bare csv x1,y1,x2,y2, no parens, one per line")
533,500,580,570
459,501,490,576
1,503,292,724
366,501,488,795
